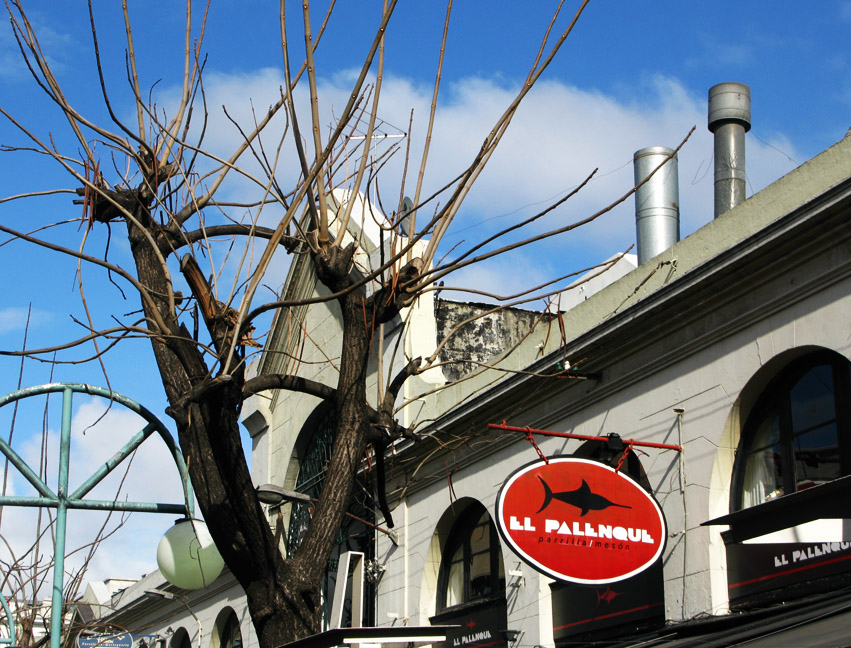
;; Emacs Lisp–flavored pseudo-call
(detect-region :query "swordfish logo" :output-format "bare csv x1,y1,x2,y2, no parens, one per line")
496,457,667,585
537,476,631,516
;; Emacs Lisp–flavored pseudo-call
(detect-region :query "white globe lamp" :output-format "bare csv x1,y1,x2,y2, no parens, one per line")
157,518,224,589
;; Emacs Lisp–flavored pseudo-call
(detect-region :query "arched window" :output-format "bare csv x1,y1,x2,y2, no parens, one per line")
438,502,505,611
286,403,376,628
549,445,665,645
733,350,851,510
220,615,242,648
169,628,191,648
573,436,651,491
212,610,242,648
288,404,338,556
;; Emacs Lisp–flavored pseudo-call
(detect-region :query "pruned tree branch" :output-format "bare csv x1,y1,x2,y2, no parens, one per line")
0,3,616,645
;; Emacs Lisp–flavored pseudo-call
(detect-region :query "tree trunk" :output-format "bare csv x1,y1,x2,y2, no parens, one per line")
125,213,315,647
285,286,375,623
125,215,382,648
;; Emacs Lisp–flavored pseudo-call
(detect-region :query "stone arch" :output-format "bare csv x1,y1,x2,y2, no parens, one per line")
418,497,486,621
209,607,243,648
168,627,192,648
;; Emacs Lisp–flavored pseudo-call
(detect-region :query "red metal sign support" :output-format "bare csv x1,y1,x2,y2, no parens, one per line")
488,422,683,452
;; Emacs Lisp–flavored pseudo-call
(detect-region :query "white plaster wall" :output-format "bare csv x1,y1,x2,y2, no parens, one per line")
103,572,255,648
375,260,851,634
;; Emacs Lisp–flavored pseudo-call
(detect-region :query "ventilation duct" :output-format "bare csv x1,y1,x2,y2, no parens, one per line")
633,146,680,265
708,82,751,218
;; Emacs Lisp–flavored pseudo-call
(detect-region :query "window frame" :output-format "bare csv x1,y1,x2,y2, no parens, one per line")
437,502,505,613
731,350,851,512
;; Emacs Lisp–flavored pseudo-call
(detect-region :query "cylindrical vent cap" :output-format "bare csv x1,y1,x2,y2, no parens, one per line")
633,146,679,265
708,82,751,133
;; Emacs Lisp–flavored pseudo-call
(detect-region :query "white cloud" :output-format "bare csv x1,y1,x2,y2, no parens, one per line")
157,66,802,303
0,395,186,594
0,307,53,336
0,11,76,82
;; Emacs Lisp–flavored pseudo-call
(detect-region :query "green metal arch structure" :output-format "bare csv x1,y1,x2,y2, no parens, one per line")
0,594,15,647
0,383,194,648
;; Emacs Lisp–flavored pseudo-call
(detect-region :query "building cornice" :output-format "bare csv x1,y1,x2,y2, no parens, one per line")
387,159,851,499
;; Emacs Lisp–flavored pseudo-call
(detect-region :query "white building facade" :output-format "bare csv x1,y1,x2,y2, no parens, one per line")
247,128,851,646
85,108,851,648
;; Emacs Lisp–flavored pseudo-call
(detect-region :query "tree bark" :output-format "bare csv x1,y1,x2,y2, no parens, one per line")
125,206,318,648
123,205,394,648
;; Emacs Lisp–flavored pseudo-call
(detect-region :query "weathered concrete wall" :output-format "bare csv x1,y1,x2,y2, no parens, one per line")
435,299,546,382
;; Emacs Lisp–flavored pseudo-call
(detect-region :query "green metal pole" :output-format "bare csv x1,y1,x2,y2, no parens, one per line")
0,591,16,646
49,386,74,648
70,422,158,500
0,432,56,499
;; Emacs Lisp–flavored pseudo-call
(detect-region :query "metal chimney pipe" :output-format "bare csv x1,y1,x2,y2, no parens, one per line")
708,82,751,218
634,146,680,265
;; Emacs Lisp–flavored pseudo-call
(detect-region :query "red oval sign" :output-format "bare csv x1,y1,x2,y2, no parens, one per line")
495,457,666,584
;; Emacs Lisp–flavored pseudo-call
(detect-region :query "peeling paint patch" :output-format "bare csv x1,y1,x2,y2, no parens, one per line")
435,299,543,382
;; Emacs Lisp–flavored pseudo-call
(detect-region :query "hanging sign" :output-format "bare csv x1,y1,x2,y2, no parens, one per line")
76,633,134,648
495,456,666,584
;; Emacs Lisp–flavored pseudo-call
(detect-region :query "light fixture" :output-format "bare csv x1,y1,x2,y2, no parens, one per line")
145,588,175,600
256,483,312,506
156,518,224,589
341,637,442,645
280,625,455,648
339,629,452,645
500,630,521,643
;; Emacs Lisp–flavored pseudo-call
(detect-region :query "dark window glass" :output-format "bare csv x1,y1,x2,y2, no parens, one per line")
789,364,835,432
220,614,242,648
287,404,376,628
734,351,851,510
170,630,191,648
438,503,505,611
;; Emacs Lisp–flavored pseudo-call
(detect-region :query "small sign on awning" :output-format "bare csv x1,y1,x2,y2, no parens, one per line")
76,633,134,648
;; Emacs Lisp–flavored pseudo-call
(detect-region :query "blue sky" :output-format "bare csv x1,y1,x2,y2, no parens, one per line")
0,1,849,586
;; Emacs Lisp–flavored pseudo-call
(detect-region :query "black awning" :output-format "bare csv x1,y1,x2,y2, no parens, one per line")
701,475,851,543
279,626,459,648
605,588,851,648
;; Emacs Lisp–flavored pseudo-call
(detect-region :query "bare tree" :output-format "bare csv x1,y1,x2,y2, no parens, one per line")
0,2,689,646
